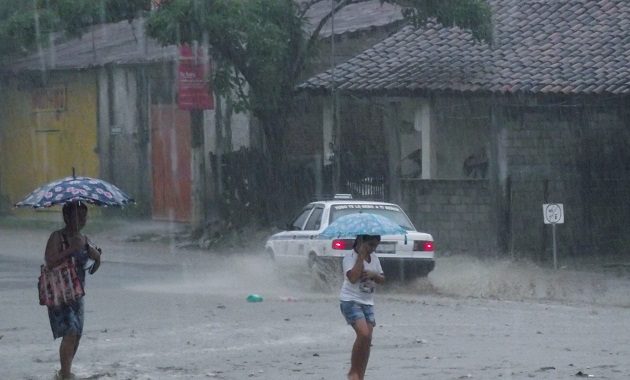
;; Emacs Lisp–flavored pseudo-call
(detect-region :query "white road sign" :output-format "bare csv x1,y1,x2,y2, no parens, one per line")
543,203,564,224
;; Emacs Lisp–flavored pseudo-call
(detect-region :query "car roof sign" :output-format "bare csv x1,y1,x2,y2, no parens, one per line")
333,193,353,199
333,204,400,211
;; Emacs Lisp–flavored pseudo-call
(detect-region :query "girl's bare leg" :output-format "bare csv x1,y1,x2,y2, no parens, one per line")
359,323,373,378
348,319,373,380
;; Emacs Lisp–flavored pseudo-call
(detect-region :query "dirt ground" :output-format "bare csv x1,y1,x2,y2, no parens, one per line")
1,219,630,379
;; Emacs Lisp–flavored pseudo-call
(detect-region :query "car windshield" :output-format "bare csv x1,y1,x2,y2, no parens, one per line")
329,204,415,231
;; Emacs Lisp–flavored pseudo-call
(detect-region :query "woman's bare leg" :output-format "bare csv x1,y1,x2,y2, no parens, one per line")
59,334,80,378
348,319,373,380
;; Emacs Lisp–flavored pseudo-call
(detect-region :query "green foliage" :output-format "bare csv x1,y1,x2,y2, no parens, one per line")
0,2,53,55
146,0,308,120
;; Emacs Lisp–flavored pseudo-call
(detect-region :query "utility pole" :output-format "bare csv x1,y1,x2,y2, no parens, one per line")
190,108,206,230
330,0,341,194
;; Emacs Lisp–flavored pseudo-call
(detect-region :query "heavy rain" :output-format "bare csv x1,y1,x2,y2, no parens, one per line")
1,1,630,379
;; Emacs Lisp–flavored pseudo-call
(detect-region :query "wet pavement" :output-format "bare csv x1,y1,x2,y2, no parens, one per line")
2,221,630,379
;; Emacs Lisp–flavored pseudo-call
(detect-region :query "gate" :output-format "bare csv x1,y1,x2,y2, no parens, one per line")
150,105,192,222
339,151,387,200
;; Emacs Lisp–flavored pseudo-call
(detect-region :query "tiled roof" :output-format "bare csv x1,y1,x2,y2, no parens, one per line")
7,1,402,72
301,0,630,95
7,18,178,71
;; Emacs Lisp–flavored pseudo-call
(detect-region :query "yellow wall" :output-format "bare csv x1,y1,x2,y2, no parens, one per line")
0,71,99,213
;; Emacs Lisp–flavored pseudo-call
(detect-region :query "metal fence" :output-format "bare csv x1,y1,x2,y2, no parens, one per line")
344,176,386,200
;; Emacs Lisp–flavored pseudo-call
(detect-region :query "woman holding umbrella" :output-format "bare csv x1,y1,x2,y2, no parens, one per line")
320,213,404,380
45,201,102,380
339,234,386,380
15,172,132,379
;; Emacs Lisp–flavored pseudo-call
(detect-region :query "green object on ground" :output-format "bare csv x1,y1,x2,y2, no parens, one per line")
246,294,263,303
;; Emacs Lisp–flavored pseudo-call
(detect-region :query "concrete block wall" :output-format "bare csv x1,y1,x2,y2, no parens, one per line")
400,179,496,255
97,66,151,216
502,109,582,258
501,97,630,258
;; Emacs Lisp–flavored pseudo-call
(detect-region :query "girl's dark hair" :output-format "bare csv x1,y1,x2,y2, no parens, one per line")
62,201,87,220
352,234,381,249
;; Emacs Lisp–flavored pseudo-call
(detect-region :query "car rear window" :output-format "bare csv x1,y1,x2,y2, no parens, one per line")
329,204,415,231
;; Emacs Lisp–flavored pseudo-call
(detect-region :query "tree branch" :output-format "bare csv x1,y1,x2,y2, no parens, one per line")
307,0,350,46
298,0,325,18
293,0,365,81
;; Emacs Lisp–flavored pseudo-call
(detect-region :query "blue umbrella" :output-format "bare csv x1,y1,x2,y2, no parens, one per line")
15,175,134,208
319,212,407,239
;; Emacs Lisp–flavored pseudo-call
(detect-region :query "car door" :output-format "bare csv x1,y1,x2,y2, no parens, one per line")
298,205,325,259
276,205,313,259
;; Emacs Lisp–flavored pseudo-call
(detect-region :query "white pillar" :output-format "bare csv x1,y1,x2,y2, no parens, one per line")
322,102,334,166
415,100,434,179
384,103,402,202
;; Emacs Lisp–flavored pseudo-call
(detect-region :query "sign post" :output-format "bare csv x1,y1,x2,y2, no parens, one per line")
177,44,214,110
177,43,213,230
543,203,564,269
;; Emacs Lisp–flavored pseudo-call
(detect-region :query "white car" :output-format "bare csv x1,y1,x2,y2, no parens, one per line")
265,195,435,279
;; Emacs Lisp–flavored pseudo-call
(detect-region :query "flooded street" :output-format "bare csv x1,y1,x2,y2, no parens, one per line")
2,222,630,379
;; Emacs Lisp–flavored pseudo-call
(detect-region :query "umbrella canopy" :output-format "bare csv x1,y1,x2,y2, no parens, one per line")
15,176,134,208
319,212,407,239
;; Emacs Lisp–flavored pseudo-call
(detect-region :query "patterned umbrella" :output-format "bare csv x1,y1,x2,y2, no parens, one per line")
319,212,407,239
15,176,134,208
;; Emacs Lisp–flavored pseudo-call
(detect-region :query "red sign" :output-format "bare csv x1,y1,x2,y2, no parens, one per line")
177,44,214,110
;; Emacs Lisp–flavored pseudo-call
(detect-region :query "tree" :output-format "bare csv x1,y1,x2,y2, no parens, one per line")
0,0,492,223
144,0,492,222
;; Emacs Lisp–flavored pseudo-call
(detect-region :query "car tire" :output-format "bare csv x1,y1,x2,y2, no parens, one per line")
415,261,435,278
266,248,276,261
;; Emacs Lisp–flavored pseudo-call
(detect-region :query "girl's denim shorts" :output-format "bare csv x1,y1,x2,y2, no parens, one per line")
340,300,375,326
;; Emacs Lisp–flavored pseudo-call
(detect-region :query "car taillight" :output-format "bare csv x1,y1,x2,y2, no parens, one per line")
413,240,434,251
332,239,354,250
